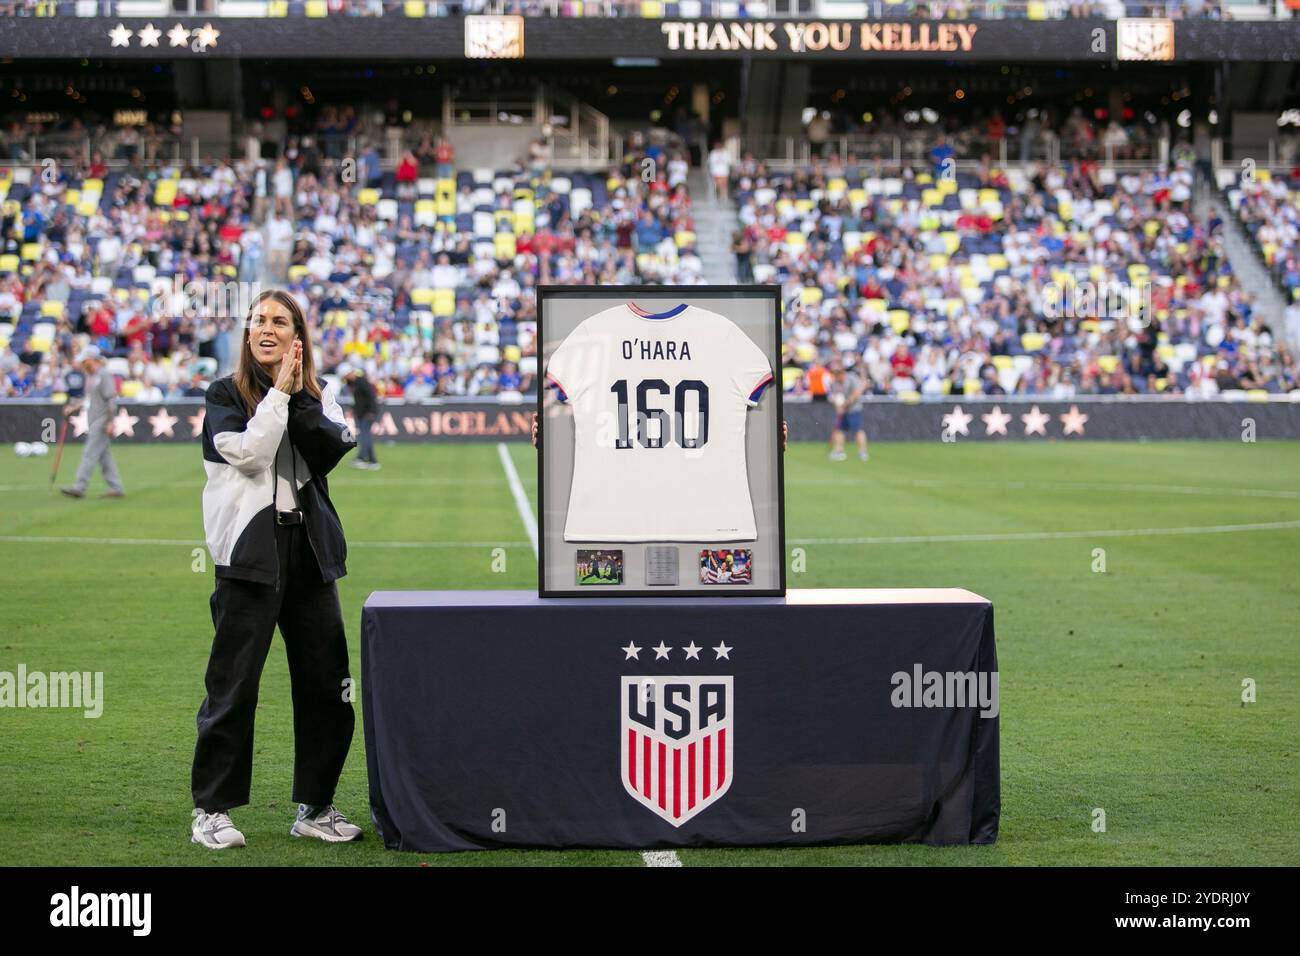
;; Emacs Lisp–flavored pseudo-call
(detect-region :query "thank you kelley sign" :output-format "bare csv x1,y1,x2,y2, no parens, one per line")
661,20,980,54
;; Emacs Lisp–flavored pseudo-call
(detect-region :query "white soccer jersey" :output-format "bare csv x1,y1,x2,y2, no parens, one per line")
546,301,773,542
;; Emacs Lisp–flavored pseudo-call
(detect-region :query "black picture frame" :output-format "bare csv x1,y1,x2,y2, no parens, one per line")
537,284,786,598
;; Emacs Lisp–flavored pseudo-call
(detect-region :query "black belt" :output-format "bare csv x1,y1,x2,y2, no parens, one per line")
275,510,304,526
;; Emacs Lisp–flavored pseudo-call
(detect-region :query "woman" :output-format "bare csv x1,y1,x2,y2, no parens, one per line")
190,289,360,849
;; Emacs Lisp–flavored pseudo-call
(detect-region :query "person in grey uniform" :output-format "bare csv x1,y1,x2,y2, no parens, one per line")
61,346,125,499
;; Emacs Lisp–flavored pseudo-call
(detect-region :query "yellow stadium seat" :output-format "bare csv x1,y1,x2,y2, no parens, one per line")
119,380,141,399
640,0,663,16
862,298,887,314
411,288,435,307
21,243,41,261
987,254,1008,271
898,391,921,404
288,265,310,282
992,355,1014,371
404,1,426,15
1020,332,1046,352
154,181,176,206
433,289,455,317
794,199,815,214
267,0,288,14
800,286,823,306
963,379,981,395
827,177,848,195
414,199,437,226
784,233,806,250
848,188,868,208
929,254,949,271
674,231,696,248
940,231,960,254
978,188,1000,208
888,310,910,335
40,300,64,318
0,254,18,273
781,367,803,390
914,173,933,186
305,0,326,15
922,188,943,208
436,179,456,217
357,188,380,206
1096,355,1120,374
1246,390,1270,403
1154,378,1168,392
494,233,516,260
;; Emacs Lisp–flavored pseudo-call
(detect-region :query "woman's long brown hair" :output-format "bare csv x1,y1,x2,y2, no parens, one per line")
233,289,321,416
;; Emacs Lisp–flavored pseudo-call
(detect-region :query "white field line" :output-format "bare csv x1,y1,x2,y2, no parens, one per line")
789,519,1300,546
494,442,680,869
496,442,538,557
4,519,1300,552
641,851,683,867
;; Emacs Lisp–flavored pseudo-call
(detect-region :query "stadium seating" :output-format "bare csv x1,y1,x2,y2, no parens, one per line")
728,153,1297,397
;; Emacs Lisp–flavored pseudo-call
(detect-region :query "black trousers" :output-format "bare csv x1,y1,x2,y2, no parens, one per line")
191,520,355,812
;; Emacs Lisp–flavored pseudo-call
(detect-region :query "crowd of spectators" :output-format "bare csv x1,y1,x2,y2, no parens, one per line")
1227,163,1300,340
0,118,702,401
727,148,1298,399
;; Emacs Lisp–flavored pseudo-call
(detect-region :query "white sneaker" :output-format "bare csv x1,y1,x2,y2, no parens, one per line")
191,808,246,849
859,451,870,462
349,460,369,469
364,462,381,471
290,804,363,843
829,451,847,461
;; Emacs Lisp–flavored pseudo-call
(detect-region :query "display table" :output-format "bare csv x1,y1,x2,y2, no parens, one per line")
361,589,999,852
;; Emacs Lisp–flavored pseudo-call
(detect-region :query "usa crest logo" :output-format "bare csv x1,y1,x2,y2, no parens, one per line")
621,676,733,827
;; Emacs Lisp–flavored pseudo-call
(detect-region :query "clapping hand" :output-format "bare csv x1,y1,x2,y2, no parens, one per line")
275,340,302,395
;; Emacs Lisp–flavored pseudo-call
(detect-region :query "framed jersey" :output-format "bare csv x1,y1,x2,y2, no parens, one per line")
539,286,786,597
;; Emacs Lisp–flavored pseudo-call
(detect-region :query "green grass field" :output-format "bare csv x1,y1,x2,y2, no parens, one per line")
1,438,1297,866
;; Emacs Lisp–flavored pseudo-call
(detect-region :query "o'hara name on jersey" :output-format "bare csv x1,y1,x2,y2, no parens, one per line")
621,338,692,361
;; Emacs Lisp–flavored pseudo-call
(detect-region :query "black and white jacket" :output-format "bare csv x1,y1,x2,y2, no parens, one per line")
201,370,356,586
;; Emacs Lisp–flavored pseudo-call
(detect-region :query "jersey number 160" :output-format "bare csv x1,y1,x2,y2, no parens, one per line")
610,379,709,449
